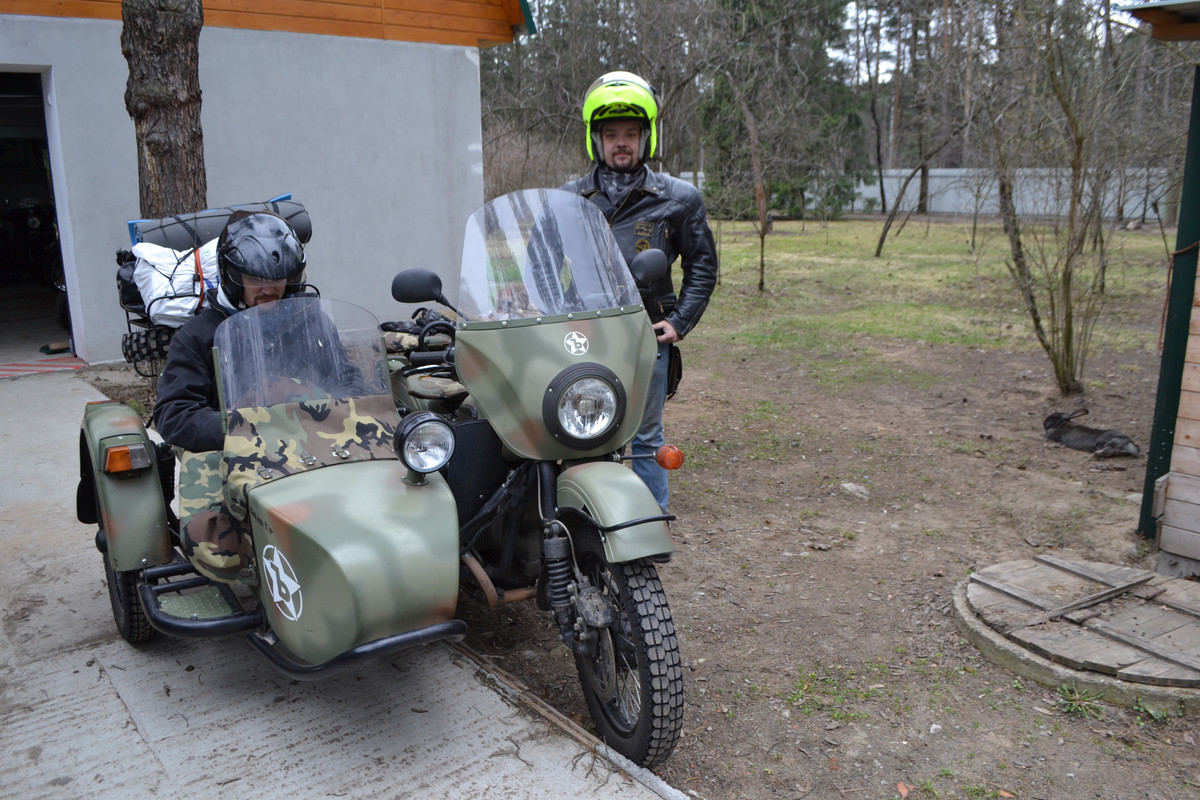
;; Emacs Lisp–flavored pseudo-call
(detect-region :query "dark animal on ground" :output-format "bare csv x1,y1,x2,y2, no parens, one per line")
1043,409,1139,458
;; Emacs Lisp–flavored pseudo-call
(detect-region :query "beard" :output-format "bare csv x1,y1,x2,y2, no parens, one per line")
606,154,640,173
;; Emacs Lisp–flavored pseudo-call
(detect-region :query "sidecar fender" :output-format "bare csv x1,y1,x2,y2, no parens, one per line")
80,401,172,572
557,462,673,562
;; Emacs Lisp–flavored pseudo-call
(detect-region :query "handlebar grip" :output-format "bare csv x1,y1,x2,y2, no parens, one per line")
407,349,449,368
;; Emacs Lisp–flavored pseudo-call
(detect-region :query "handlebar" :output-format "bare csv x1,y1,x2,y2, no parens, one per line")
407,348,453,368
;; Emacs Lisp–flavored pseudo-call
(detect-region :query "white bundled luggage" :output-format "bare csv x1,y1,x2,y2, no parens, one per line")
131,238,220,327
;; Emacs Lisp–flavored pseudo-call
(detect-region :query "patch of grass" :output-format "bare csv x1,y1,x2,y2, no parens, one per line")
705,219,1166,373
1056,684,1105,720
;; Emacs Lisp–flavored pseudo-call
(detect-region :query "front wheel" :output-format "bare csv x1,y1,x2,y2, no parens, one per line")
572,527,683,768
103,549,156,644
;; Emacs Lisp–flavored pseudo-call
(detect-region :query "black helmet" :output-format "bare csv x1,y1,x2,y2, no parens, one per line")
217,210,306,306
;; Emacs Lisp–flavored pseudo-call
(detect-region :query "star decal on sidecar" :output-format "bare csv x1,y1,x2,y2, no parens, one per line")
262,544,304,622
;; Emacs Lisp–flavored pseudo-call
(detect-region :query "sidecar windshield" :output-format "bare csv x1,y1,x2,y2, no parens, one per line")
215,297,389,412
457,188,642,321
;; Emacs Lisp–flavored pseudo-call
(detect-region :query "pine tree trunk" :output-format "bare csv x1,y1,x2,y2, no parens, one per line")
121,0,206,218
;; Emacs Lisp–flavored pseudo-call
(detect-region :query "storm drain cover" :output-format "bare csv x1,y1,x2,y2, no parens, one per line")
965,554,1200,687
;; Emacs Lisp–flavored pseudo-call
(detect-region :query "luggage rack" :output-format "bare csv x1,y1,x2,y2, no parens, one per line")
115,195,312,377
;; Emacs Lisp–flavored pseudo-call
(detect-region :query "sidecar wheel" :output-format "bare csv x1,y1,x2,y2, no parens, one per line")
572,528,683,768
103,550,156,644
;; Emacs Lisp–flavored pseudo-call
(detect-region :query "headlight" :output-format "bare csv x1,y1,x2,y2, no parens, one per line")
543,364,626,448
393,412,455,473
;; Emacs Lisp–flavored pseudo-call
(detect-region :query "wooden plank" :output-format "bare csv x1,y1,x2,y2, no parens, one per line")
1174,417,1200,450
1104,601,1192,638
1083,615,1200,673
1169,442,1200,477
1180,389,1200,422
1164,471,1200,501
1033,554,1150,586
1151,21,1200,42
1160,524,1200,562
1012,624,1096,670
1012,624,1146,674
1160,501,1200,541
969,571,1060,611
1117,657,1200,687
2,0,525,45
1003,576,1152,633
0,0,121,18
966,584,1035,632
1152,577,1200,618
1182,363,1200,394
1151,620,1200,652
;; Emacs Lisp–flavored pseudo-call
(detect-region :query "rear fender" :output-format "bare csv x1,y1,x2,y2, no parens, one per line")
80,401,172,572
557,461,672,562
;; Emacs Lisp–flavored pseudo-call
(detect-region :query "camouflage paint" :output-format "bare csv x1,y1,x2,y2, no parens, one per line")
557,461,673,561
81,401,172,572
222,394,399,519
453,307,655,461
247,460,460,665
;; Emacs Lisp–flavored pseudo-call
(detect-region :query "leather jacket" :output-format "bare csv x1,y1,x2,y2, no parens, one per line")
561,165,718,338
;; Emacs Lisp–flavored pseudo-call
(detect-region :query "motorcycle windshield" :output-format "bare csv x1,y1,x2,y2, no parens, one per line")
457,188,641,321
214,297,399,515
215,297,390,411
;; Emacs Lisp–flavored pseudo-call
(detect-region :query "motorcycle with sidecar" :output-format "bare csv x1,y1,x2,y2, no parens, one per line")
78,296,465,677
78,188,684,768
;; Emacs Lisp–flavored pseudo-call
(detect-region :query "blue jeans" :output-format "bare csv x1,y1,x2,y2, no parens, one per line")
632,340,670,512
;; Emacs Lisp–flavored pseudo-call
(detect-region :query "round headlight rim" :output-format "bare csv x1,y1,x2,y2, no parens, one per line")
541,362,627,450
393,411,456,474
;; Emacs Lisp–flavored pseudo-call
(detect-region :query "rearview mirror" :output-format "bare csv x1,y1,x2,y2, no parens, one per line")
628,248,669,285
392,268,444,305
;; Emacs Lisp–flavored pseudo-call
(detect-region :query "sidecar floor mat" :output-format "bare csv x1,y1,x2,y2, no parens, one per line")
157,585,236,620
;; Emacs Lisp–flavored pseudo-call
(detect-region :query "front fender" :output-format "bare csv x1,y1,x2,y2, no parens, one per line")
557,461,672,562
81,401,172,572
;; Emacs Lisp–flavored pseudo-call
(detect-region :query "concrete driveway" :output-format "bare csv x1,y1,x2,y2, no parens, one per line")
0,371,685,799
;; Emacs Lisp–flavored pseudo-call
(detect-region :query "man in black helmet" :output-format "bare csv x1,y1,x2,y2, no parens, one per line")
153,210,307,452
561,71,719,513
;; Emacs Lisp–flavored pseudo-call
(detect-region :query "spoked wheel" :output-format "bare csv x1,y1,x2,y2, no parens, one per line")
103,548,156,644
572,526,683,768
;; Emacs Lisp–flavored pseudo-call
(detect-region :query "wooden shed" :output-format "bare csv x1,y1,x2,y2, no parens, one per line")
1123,2,1200,577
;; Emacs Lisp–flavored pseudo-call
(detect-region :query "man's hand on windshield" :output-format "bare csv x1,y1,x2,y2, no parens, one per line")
653,320,680,344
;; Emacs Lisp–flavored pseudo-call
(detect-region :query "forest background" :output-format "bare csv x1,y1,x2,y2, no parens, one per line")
480,0,1200,397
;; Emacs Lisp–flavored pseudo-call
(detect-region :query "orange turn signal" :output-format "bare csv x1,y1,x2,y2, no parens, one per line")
655,444,685,470
103,443,152,474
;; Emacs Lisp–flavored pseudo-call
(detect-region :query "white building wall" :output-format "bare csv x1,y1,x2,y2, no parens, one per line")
2,14,484,364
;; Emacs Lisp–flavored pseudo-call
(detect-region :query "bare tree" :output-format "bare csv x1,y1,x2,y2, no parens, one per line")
977,0,1122,395
121,0,206,218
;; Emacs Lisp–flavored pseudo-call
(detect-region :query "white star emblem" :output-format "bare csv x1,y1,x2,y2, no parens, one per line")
262,544,303,621
563,331,589,356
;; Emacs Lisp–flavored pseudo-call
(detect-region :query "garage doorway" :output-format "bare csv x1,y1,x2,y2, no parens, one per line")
0,71,71,367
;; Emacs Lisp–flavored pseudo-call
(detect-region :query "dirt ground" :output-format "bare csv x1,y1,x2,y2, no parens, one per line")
83,322,1199,799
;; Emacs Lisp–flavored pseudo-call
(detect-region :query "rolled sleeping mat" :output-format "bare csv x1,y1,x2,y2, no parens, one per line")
128,197,311,249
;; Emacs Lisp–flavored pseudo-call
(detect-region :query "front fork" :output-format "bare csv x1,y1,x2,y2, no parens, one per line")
537,462,615,658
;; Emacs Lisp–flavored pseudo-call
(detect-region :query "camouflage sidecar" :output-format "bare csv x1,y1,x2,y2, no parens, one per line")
77,297,464,678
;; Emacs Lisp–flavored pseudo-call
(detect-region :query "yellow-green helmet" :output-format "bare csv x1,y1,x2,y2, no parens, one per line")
582,71,659,164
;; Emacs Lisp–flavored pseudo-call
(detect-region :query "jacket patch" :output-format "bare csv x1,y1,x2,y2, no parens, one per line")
634,221,655,237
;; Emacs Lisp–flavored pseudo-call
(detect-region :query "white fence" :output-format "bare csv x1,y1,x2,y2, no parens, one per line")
852,168,1172,221
678,168,1175,222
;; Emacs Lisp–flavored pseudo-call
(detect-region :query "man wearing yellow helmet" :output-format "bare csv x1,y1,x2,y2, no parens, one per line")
562,71,719,513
